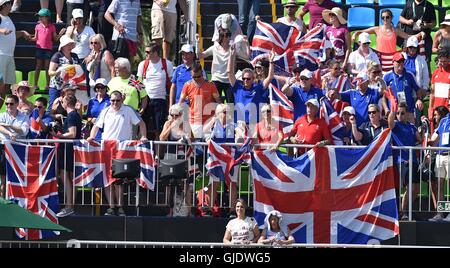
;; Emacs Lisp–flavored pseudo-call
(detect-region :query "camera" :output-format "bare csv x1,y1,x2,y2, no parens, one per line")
49,121,63,134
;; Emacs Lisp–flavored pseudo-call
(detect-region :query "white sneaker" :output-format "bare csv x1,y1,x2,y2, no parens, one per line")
443,214,450,222
56,207,74,217
429,213,444,222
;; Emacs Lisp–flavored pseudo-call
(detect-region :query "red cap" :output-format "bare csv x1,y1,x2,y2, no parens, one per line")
392,52,404,62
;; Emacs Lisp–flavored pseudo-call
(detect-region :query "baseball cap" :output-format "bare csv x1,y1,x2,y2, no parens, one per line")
393,52,405,62
358,32,371,44
406,36,419,48
72,8,83,19
341,106,356,116
221,14,232,30
284,0,298,7
94,78,108,88
300,69,313,79
37,8,51,17
356,72,369,83
306,98,319,108
179,44,194,53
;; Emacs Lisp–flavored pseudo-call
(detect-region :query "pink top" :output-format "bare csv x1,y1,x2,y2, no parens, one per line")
375,28,397,53
325,25,349,61
35,23,56,50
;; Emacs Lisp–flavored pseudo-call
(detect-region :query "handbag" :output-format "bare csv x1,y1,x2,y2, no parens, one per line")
110,35,129,59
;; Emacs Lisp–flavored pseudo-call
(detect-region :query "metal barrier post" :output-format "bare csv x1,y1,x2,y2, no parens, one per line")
408,148,413,221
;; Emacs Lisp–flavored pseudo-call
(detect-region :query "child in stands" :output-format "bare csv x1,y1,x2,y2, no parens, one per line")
29,8,66,92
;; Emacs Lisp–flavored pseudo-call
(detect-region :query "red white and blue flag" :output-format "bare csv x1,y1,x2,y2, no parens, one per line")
320,98,346,145
74,140,156,190
269,82,294,139
5,142,59,240
251,21,326,73
252,129,399,244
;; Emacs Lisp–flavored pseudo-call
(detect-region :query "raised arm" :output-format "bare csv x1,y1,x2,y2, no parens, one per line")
262,50,275,89
228,45,237,87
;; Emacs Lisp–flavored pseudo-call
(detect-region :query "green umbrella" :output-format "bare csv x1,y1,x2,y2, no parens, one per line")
0,197,71,232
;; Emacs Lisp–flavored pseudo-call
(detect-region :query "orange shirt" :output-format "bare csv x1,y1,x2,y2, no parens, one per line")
181,80,220,125
290,115,333,145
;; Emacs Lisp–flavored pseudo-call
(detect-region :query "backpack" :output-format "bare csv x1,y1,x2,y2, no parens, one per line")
142,58,171,92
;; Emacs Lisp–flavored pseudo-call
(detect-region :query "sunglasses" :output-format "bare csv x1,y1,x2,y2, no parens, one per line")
368,111,378,114
171,113,180,117
192,75,202,79
372,70,382,74
5,102,15,106
242,77,252,81
329,13,336,17
263,110,271,113
145,51,152,54
382,16,391,20
300,77,310,81
90,41,98,45
362,42,370,45
397,112,406,115
286,5,297,9
95,86,106,90
34,105,44,109
110,99,121,103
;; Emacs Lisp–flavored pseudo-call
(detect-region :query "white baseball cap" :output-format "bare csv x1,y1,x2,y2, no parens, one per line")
72,8,83,19
306,98,319,108
358,32,371,44
341,106,356,116
221,14,232,30
94,78,108,87
300,69,313,79
179,44,194,53
356,72,369,82
406,36,419,48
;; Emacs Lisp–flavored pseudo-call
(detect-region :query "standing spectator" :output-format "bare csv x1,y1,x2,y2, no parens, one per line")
85,78,110,141
212,13,243,43
178,63,222,139
169,44,206,107
253,104,283,152
383,52,424,123
432,15,450,53
299,0,338,30
276,0,306,34
0,0,31,105
91,0,113,41
258,210,295,246
105,0,143,62
399,0,436,61
151,0,177,59
322,7,350,67
29,8,66,91
85,33,115,96
282,69,325,121
428,49,450,118
288,99,333,155
28,97,53,139
340,106,356,145
402,36,430,92
108,57,148,112
228,47,274,127
54,95,82,218
40,0,65,24
237,0,260,42
0,95,30,197
66,0,90,25
223,198,260,244
352,104,388,145
196,29,250,104
321,60,352,92
348,33,380,76
47,35,81,110
388,102,422,220
87,91,147,216
12,81,33,115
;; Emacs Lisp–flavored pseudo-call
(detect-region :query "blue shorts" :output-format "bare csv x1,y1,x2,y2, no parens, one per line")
35,48,53,60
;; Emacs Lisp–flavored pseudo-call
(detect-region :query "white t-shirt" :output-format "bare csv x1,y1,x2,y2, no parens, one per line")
95,105,141,141
69,26,96,59
137,58,173,100
226,217,257,244
0,15,16,57
276,17,305,32
348,48,380,74
151,0,177,13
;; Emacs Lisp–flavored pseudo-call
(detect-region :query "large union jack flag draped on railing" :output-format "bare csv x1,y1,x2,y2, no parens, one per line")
252,129,399,244
251,21,326,73
269,82,294,139
74,140,156,190
5,142,59,240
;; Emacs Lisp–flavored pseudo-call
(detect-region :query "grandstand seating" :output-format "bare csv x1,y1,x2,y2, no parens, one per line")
15,70,23,84
378,0,406,7
345,0,374,6
27,70,48,91
347,7,376,29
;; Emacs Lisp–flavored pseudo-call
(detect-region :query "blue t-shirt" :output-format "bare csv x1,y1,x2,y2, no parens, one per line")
392,120,418,163
86,95,110,140
383,70,419,113
341,88,380,126
232,81,269,124
404,55,417,76
171,64,207,104
435,115,450,149
290,85,325,120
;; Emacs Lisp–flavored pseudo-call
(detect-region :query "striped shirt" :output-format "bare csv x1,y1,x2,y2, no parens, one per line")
107,0,141,42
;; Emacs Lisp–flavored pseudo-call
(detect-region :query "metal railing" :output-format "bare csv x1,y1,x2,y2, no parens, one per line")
2,139,450,220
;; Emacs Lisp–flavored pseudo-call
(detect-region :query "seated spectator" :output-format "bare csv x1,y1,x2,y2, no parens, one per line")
276,0,306,34
252,104,283,152
0,95,30,197
12,81,33,115
402,36,429,92
258,210,294,246
432,15,450,53
28,97,53,139
85,34,115,97
322,7,350,67
351,104,388,145
54,94,82,218
213,13,243,43
223,198,260,244
288,99,333,154
85,78,110,141
348,33,380,76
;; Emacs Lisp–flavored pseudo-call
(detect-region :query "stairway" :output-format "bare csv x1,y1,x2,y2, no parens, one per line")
197,0,284,72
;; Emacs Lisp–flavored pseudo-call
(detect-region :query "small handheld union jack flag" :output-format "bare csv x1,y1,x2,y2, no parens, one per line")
128,74,145,91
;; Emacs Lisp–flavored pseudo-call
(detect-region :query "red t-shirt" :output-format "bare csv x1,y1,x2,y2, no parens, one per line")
181,80,220,125
431,66,450,109
290,115,333,145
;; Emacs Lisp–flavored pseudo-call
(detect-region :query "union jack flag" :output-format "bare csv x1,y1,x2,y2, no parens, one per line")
128,74,146,91
251,21,326,73
74,140,156,190
320,98,346,145
28,109,52,139
268,82,294,138
5,142,59,240
252,129,399,244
